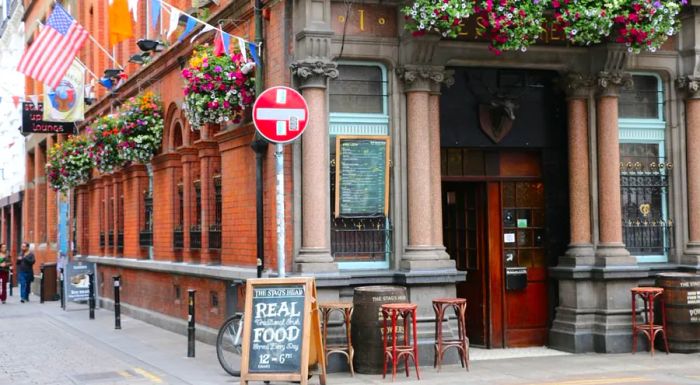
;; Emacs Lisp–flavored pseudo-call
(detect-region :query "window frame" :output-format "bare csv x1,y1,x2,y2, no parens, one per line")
618,72,670,263
329,61,391,270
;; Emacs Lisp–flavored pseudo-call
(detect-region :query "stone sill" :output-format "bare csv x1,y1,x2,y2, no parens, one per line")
83,255,466,286
550,263,692,280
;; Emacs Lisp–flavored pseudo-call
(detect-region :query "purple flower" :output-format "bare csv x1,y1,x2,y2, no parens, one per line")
214,65,223,73
653,1,662,8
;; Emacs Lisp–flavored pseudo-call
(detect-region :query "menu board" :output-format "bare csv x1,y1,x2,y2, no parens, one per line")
335,136,390,217
248,285,305,373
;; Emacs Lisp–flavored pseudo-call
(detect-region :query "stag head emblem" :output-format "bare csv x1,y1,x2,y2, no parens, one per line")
467,73,527,144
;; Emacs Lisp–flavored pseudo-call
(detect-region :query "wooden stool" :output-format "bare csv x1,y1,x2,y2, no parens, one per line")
319,302,354,376
381,303,420,381
631,287,669,356
432,298,469,371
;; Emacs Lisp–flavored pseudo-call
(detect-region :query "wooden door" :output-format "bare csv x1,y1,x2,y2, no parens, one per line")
443,182,488,347
501,181,548,346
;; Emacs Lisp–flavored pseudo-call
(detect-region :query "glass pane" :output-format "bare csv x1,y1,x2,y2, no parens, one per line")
517,230,531,247
503,209,516,228
329,65,385,114
447,148,463,176
519,250,533,267
619,75,660,119
503,182,515,207
532,249,546,267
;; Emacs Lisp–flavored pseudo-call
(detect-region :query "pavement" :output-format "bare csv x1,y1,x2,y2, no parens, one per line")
0,291,699,385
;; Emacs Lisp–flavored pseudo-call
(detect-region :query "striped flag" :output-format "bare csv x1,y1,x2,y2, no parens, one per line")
16,3,88,89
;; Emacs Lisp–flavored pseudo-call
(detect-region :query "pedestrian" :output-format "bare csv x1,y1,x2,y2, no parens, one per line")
0,243,9,304
17,242,35,303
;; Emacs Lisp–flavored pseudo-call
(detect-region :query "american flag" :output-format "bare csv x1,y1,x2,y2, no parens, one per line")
16,3,88,89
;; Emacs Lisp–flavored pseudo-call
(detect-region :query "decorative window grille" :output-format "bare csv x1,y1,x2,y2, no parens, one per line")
209,176,222,250
618,74,673,263
190,181,202,249
140,190,153,247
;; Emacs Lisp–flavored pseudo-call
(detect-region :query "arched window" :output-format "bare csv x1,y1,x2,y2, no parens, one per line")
618,73,673,263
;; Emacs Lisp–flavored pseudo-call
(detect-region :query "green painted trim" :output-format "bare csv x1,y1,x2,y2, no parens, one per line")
338,260,391,270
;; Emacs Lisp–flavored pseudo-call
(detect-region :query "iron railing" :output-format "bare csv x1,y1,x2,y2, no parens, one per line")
139,230,153,247
173,228,184,249
190,224,201,250
108,230,114,247
99,232,105,248
209,223,221,249
117,231,124,250
620,157,674,256
331,217,392,262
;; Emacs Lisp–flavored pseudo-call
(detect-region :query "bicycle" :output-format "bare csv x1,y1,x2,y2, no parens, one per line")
216,279,246,377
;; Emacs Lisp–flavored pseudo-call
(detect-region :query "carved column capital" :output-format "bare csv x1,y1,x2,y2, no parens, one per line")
596,71,633,98
398,66,453,93
290,60,339,89
676,76,700,99
563,73,595,100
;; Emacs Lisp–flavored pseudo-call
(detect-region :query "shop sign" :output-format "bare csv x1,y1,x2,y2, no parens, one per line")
21,102,76,134
64,261,96,303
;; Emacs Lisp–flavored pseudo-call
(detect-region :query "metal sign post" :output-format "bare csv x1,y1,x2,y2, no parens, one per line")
252,86,309,278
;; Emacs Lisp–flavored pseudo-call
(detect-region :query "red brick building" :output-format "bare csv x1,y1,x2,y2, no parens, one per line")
20,0,700,358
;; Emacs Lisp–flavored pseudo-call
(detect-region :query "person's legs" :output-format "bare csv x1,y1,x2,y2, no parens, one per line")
19,272,30,301
0,270,7,303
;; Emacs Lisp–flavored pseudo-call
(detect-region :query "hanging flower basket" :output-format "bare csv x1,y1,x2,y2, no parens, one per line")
553,0,622,46
46,135,94,192
89,115,126,173
118,91,164,164
474,0,550,54
182,44,256,129
401,0,474,38
613,0,683,53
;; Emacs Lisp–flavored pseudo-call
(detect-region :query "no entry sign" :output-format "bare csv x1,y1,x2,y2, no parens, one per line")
252,86,309,144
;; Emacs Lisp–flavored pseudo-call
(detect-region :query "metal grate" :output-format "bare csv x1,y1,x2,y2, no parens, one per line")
117,231,124,250
620,156,674,256
190,224,201,249
139,230,152,247
331,217,392,262
99,232,105,248
209,223,221,250
173,228,184,249
108,230,114,247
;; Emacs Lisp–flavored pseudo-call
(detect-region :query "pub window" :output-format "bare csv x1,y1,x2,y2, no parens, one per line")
140,189,153,248
190,181,202,250
618,73,673,263
174,184,184,249
329,62,391,269
209,176,222,250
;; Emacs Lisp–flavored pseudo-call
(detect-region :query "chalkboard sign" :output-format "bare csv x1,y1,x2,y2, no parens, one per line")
335,136,390,217
241,278,326,385
248,285,305,373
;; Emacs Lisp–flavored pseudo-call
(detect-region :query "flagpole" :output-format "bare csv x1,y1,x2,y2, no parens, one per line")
87,34,123,69
73,57,99,82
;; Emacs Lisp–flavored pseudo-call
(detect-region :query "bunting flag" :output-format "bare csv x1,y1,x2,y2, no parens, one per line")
30,95,39,109
237,37,248,62
16,3,88,88
128,0,139,21
43,59,85,122
166,6,180,38
222,32,231,55
151,0,162,29
248,42,261,68
109,0,134,46
214,31,226,57
11,96,21,108
178,16,196,42
191,24,214,43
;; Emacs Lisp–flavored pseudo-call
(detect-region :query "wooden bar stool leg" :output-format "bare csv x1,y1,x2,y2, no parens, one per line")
345,308,355,376
382,309,389,379
631,291,638,354
403,311,410,377
412,308,421,380
391,310,398,381
649,295,655,356
432,302,439,369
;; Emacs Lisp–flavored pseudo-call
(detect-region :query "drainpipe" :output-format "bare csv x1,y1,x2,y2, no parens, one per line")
251,0,268,278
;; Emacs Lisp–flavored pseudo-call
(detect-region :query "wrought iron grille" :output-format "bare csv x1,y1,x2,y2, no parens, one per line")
99,232,105,248
173,228,184,249
620,156,674,256
209,223,221,250
331,217,392,262
117,231,124,250
190,224,202,249
139,230,152,247
108,230,114,247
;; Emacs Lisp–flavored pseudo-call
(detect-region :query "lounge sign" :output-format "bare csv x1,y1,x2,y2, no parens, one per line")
21,102,75,134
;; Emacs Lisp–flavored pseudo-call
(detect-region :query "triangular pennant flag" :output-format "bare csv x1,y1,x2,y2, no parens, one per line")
11,96,20,108
128,0,139,21
151,0,161,29
166,7,180,38
109,0,134,46
191,24,214,43
30,95,39,109
248,42,261,68
214,31,225,57
237,37,248,62
178,16,197,42
222,32,231,55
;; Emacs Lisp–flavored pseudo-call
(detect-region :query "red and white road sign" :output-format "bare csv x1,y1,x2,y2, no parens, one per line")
252,86,309,144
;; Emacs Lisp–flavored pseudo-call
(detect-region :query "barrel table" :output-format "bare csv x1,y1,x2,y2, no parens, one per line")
656,273,700,353
351,286,408,374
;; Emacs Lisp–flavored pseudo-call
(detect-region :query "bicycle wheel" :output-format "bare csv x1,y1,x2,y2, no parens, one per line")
217,314,243,377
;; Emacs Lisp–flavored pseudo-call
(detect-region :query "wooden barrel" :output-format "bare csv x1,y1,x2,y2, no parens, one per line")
351,286,408,374
656,273,700,353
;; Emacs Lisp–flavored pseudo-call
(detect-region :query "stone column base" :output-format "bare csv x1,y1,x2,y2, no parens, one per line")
549,305,595,353
682,242,700,266
296,247,338,273
559,243,595,267
594,243,637,267
401,245,455,271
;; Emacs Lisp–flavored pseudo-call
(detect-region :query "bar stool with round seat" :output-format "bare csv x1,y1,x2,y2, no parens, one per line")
381,303,420,381
631,287,669,356
432,297,469,371
319,302,354,376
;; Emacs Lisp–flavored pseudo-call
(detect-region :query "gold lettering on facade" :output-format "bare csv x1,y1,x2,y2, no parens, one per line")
359,9,365,31
338,15,345,23
378,17,385,25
